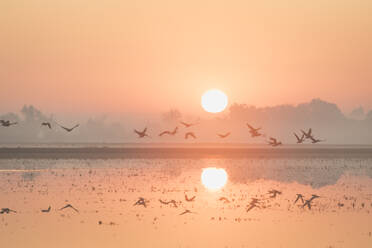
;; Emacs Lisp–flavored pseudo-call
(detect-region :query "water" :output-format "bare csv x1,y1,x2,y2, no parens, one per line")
0,146,372,247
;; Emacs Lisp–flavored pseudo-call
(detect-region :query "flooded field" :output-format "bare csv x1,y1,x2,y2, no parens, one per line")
1,148,372,247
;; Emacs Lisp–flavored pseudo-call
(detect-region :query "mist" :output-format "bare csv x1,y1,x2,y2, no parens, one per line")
1,98,372,144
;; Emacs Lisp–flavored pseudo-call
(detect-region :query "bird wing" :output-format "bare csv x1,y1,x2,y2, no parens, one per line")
159,131,169,136
134,129,142,135
71,124,79,130
246,123,254,131
294,133,300,141
180,121,189,127
269,137,277,142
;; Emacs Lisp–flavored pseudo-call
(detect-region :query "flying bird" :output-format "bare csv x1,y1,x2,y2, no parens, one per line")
179,209,195,215
159,199,178,208
268,189,282,198
180,121,198,128
184,193,196,202
310,136,325,144
133,197,148,207
246,199,261,212
217,132,231,138
301,128,313,139
246,123,262,137
185,132,196,139
41,206,51,213
218,197,231,203
268,137,282,147
294,194,304,204
134,128,150,138
0,120,18,127
159,127,178,136
41,122,52,129
59,204,79,213
0,208,17,214
294,132,305,144
57,123,79,132
302,195,320,210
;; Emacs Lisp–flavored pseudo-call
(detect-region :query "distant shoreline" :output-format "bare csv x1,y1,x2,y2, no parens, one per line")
0,146,372,159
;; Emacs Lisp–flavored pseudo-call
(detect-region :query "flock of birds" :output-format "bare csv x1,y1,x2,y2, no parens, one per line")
0,119,80,132
134,121,325,146
0,189,322,218
1,118,325,145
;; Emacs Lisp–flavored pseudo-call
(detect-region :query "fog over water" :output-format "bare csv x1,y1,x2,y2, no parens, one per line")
1,98,372,144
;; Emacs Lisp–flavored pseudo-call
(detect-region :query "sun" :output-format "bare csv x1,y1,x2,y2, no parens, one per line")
201,89,228,113
201,168,228,191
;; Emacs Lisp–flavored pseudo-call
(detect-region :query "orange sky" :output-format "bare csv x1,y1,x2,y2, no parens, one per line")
1,0,371,115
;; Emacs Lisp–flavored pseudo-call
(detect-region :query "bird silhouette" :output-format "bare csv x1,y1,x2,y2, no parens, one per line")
0,120,18,127
57,123,79,132
268,137,282,147
301,128,313,139
294,132,305,144
246,199,260,212
302,195,320,210
180,121,198,128
41,206,51,213
133,197,148,207
159,199,178,208
134,128,150,138
41,122,52,129
218,197,230,203
179,209,195,215
246,123,262,137
185,132,196,139
0,208,17,214
268,189,282,198
185,193,196,202
294,194,304,204
310,136,325,144
59,204,79,213
217,132,231,138
159,127,178,136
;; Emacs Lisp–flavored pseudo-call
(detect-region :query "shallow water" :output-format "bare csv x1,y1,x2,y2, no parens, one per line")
1,151,372,247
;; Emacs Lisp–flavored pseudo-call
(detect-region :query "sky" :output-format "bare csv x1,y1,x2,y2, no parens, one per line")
1,0,372,117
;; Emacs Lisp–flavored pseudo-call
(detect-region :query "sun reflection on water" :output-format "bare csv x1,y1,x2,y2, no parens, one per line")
201,167,228,191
